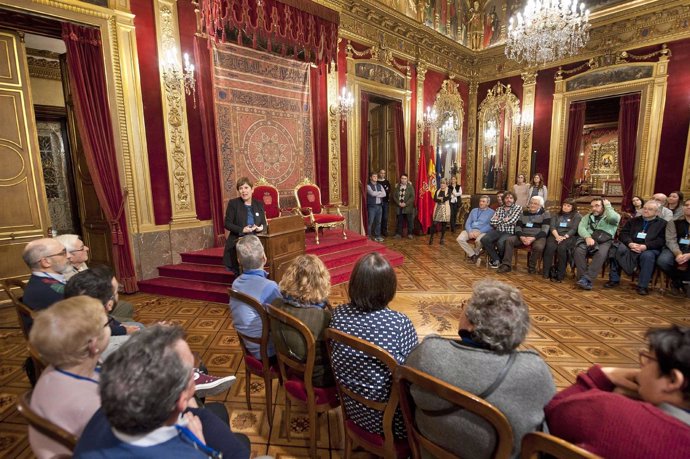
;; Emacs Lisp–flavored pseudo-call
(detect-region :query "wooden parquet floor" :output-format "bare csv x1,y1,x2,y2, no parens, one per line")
1,236,689,458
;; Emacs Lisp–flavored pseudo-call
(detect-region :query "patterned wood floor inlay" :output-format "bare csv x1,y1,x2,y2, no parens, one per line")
1,236,689,457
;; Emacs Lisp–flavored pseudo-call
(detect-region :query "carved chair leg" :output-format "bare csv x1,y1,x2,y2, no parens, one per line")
245,365,252,410
264,372,273,427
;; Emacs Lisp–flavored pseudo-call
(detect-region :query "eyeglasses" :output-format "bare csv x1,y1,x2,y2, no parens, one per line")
71,246,87,252
638,350,657,367
43,249,67,260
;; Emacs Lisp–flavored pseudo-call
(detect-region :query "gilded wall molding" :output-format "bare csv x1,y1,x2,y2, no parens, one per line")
27,55,61,80
154,0,198,223
518,70,537,181
465,80,478,195
326,64,342,204
547,51,669,202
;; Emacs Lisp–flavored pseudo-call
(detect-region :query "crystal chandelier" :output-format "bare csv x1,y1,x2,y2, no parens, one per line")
330,87,354,121
505,0,591,66
161,47,196,102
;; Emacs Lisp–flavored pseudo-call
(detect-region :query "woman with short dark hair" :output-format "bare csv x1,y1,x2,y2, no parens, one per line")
542,199,581,282
223,177,266,275
329,253,418,438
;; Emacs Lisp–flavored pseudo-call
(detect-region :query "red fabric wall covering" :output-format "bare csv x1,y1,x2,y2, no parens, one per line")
423,70,446,112
178,0,212,221
532,68,557,183
131,0,171,225
338,39,349,205
311,65,330,201
656,38,690,193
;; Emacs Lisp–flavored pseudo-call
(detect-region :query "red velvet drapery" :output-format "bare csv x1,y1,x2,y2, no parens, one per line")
198,0,338,68
311,65,329,202
562,102,586,201
618,94,641,209
393,102,406,175
194,36,226,245
61,23,137,292
359,93,370,233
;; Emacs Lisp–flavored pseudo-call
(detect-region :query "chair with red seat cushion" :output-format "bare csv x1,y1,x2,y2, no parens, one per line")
324,328,409,459
520,432,602,459
228,288,281,427
265,304,339,457
293,178,347,244
253,177,282,220
394,365,514,459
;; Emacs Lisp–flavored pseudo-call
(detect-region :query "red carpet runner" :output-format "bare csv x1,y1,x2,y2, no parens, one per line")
138,230,404,303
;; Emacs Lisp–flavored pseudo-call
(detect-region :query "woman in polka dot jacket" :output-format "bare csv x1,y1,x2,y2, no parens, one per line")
329,252,418,438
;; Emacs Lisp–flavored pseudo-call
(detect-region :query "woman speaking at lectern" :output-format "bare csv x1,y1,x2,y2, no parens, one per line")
223,176,267,275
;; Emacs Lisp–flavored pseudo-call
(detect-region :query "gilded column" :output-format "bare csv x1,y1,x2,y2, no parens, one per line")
154,0,198,223
466,80,478,195
415,60,428,149
519,70,537,183
326,64,342,204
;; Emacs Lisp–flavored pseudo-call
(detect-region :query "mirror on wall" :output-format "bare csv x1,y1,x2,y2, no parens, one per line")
477,82,521,192
431,80,465,182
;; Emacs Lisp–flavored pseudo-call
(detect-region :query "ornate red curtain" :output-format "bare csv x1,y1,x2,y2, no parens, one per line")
194,36,226,245
311,64,329,202
562,102,586,201
618,94,641,209
199,0,338,68
61,23,137,292
359,93,370,232
393,102,406,175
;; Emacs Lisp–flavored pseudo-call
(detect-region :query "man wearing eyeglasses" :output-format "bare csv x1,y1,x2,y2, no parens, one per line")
22,238,73,314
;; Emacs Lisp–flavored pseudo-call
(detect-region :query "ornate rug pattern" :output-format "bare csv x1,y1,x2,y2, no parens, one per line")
213,42,314,207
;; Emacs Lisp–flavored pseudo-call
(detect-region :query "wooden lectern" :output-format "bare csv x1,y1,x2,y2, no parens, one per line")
258,215,305,283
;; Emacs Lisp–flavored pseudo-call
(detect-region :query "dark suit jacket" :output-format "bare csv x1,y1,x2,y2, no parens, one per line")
223,198,266,268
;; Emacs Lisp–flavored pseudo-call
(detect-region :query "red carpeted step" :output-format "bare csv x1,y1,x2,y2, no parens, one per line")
157,263,234,284
327,248,404,285
138,277,228,303
180,247,225,265
316,241,391,269
304,230,369,255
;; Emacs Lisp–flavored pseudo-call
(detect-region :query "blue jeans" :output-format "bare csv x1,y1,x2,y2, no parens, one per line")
657,247,690,286
481,230,513,263
609,246,660,288
368,205,382,238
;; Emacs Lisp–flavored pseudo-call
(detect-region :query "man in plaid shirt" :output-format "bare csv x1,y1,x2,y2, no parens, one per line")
481,191,523,268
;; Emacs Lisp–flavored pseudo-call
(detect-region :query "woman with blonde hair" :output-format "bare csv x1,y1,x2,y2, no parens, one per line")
29,296,110,458
271,254,334,387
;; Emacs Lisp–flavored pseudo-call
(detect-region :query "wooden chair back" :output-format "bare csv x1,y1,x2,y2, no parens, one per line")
324,328,401,459
265,304,316,388
520,432,602,459
27,342,47,380
394,365,514,459
2,279,34,339
16,391,78,451
229,288,272,363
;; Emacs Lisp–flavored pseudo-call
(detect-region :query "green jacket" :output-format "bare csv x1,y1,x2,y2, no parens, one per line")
578,203,621,239
391,183,416,215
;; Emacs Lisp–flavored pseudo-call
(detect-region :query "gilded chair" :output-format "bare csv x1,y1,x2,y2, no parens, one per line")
293,178,346,244
265,304,339,457
17,391,78,451
324,328,410,459
394,365,514,459
2,279,33,339
228,288,282,427
253,177,283,220
520,432,602,459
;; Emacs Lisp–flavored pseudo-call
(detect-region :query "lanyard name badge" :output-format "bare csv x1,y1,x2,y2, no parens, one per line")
559,217,569,228
637,221,650,240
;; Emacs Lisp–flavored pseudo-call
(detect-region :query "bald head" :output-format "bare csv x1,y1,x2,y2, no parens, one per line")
652,193,668,206
23,238,71,274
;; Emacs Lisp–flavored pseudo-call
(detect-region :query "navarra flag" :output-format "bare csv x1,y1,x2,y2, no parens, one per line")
428,144,437,195
416,144,433,233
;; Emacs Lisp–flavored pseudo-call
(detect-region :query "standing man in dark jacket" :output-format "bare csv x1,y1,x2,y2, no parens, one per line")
606,200,666,295
378,169,392,237
391,173,415,239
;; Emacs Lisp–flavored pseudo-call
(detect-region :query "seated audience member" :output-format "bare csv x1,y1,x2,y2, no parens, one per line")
545,326,690,459
406,280,555,459
74,325,251,459
652,193,674,222
391,173,415,239
56,234,134,322
490,190,504,210
667,191,685,220
605,200,666,295
457,195,495,262
499,196,550,274
271,255,334,387
657,197,690,297
21,238,72,312
543,199,581,282
230,235,281,360
573,198,621,291
481,191,523,269
629,195,644,218
29,296,110,459
329,253,418,439
64,267,143,358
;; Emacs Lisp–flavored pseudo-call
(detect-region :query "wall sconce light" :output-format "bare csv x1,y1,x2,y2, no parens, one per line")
330,87,354,121
161,47,196,106
420,106,438,131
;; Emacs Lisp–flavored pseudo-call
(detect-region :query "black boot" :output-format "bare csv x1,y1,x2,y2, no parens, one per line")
439,234,445,245
429,235,434,245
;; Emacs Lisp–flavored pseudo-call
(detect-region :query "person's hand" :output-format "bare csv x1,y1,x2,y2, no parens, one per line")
254,225,264,232
520,236,535,246
242,225,253,234
182,412,206,444
157,320,172,326
470,230,481,239
676,253,690,264
601,367,640,395
586,237,595,246
125,325,140,335
603,199,611,207
400,202,406,207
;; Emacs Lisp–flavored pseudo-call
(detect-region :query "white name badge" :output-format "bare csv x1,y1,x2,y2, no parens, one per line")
256,212,260,216
680,238,690,245
559,222,568,228
525,222,534,228
636,232,647,239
